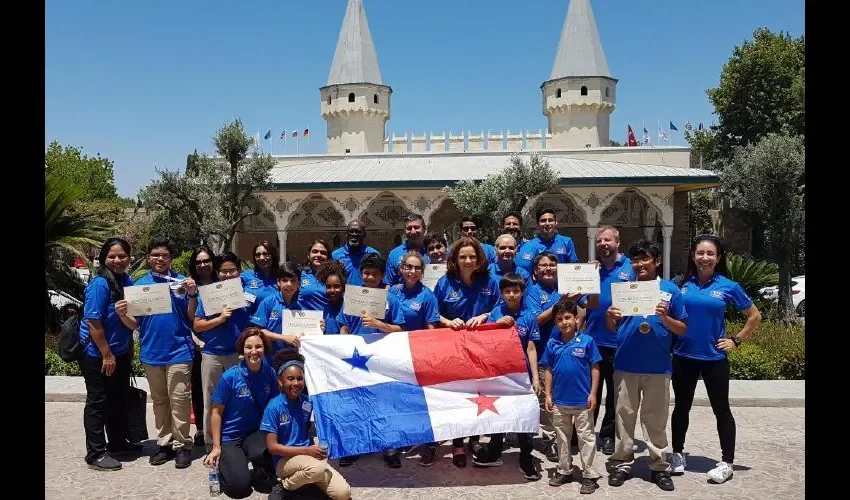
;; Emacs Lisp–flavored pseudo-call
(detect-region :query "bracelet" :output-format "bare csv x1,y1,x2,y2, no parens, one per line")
731,336,742,347
188,292,199,298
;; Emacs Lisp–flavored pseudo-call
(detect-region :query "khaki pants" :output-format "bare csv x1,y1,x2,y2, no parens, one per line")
608,371,671,472
144,362,193,449
537,367,555,442
201,352,239,447
552,405,600,479
276,455,351,500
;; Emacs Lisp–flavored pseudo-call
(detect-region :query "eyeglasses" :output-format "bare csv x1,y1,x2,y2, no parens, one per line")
219,268,240,276
402,264,424,272
536,263,557,269
461,226,477,232
149,253,170,260
196,259,213,265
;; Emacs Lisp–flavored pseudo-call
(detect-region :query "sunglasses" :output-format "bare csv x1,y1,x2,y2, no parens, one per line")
461,226,478,232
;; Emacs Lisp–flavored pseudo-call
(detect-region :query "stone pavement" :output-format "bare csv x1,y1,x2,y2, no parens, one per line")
45,400,804,499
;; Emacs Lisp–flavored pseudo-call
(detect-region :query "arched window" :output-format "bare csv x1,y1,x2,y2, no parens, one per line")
580,86,588,96
556,88,562,98
605,87,610,98
373,94,379,104
327,95,331,105
348,93,355,102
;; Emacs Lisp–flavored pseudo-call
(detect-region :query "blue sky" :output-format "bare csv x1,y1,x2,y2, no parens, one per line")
46,0,805,198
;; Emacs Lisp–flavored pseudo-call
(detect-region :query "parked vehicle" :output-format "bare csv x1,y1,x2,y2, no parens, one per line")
759,275,805,316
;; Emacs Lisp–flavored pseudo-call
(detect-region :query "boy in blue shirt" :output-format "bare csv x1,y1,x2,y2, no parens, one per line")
604,240,687,492
471,273,541,481
541,299,602,494
261,349,351,500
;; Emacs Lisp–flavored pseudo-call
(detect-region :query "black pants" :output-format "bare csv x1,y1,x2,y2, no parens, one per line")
593,345,617,440
191,348,203,432
486,433,533,458
80,353,132,463
671,355,736,463
219,430,274,499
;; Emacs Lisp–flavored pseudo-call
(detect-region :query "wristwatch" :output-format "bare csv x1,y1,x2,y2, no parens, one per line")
731,336,742,347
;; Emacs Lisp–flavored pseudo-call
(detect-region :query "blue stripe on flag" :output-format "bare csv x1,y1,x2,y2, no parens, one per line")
312,381,434,459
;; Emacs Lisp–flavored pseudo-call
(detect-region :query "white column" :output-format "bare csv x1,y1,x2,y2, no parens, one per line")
277,230,288,262
586,226,598,262
662,226,674,280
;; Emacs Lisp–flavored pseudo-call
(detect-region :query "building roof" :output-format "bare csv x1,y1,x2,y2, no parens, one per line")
549,0,611,80
327,0,383,86
269,151,718,191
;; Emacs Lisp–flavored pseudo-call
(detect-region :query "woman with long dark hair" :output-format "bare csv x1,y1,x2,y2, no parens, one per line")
668,235,761,484
242,240,280,318
315,260,347,335
78,237,139,471
299,239,332,311
187,245,217,446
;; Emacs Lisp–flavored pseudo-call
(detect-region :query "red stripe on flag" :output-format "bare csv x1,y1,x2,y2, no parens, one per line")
408,326,527,386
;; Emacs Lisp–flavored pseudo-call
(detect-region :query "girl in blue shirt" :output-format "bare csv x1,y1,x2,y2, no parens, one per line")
389,252,440,332
78,237,139,471
261,349,352,500
190,252,251,451
204,327,278,498
299,240,331,311
669,235,761,484
250,263,304,357
241,240,280,318
187,245,217,447
316,261,346,334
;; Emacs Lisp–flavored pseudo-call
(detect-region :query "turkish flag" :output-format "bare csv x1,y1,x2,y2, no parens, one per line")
627,125,638,147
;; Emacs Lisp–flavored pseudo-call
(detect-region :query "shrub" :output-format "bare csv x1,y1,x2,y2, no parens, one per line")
726,319,804,379
44,333,145,377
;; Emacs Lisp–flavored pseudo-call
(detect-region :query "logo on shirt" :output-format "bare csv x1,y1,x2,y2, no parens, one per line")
710,290,725,299
280,413,290,424
540,294,549,304
409,301,422,311
449,290,459,299
238,386,250,397
250,279,260,288
556,248,566,254
522,253,532,260
681,286,689,295
301,279,311,287
571,347,586,358
618,271,630,280
480,288,493,295
270,311,278,319
517,325,528,338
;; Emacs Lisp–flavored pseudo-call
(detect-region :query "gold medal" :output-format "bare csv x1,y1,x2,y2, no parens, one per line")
639,321,651,334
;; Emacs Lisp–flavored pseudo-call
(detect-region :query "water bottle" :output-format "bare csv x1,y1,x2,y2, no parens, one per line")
208,463,221,497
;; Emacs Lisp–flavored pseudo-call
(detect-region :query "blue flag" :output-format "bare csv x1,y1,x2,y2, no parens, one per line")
263,130,271,140
669,121,678,132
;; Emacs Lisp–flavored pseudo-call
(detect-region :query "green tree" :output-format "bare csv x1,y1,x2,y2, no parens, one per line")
140,119,274,252
45,141,119,202
444,153,559,240
609,140,622,147
720,134,804,322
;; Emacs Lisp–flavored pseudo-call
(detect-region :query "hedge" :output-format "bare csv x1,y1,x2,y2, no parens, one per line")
44,334,145,377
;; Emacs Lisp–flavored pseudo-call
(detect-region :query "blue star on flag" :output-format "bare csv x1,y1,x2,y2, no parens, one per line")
342,346,373,372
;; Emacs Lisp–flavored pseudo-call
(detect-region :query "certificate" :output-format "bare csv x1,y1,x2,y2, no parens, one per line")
421,263,447,291
557,263,601,294
124,283,172,316
343,285,388,319
611,280,661,316
198,279,245,315
283,310,323,337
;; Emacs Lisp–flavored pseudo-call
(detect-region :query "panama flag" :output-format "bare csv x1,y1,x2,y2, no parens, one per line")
301,326,539,459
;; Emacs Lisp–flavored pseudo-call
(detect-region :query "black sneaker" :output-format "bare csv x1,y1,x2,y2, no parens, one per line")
608,469,628,487
194,432,205,447
600,437,615,455
338,455,359,467
651,470,675,491
580,478,599,494
548,471,573,487
544,442,559,462
468,439,483,455
87,454,122,471
107,441,143,455
149,446,175,466
175,449,192,469
519,454,541,481
417,446,437,467
383,453,402,469
452,452,467,468
471,447,503,467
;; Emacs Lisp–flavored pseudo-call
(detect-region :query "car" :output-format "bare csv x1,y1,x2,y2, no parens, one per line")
759,275,805,316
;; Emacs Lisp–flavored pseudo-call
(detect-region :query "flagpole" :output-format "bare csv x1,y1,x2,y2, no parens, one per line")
270,129,274,156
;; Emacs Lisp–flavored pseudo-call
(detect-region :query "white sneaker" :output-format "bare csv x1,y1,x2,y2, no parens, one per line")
668,452,686,475
707,462,734,483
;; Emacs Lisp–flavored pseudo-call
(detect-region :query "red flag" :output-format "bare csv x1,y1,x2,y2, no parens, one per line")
627,125,638,147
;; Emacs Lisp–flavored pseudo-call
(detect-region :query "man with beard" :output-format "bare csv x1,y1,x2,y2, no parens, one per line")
451,216,497,263
488,234,532,286
331,220,380,286
385,214,430,286
502,212,527,245
577,225,636,455
515,208,579,274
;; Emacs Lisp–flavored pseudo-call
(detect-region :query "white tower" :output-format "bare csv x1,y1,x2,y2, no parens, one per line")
542,0,616,148
320,0,391,154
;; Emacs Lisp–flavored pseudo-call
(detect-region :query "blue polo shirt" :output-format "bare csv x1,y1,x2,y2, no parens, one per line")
488,262,532,287
79,274,135,358
212,360,277,442
540,333,602,407
614,279,688,374
195,293,250,356
579,255,636,348
323,302,343,334
299,269,329,311
449,242,498,264
515,235,579,273
487,304,540,351
433,274,500,322
260,393,312,468
526,281,561,351
250,293,309,356
133,271,194,366
241,269,278,317
514,240,538,274
676,274,753,361
385,241,431,286
331,245,380,286
389,282,440,331
338,293,406,334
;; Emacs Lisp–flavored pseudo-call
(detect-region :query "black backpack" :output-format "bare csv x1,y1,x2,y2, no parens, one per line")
58,314,86,362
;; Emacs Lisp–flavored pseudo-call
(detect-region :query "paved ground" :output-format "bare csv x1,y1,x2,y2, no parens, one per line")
45,402,804,499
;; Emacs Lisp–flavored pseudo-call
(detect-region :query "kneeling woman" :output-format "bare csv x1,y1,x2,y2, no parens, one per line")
204,328,278,499
262,349,352,500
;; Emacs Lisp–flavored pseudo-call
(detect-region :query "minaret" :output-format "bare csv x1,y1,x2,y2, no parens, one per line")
541,0,616,148
320,0,391,154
